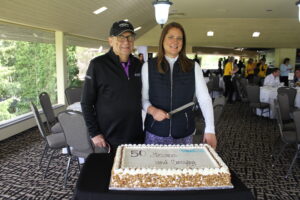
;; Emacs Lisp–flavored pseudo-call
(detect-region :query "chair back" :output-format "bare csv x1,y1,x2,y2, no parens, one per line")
39,92,56,126
240,78,249,98
211,76,220,90
240,78,248,89
253,76,261,85
235,79,246,100
246,85,260,103
213,96,226,107
293,110,300,142
277,93,291,121
274,99,284,135
277,87,297,108
30,102,47,139
65,87,82,105
58,110,94,158
213,104,224,126
206,81,213,94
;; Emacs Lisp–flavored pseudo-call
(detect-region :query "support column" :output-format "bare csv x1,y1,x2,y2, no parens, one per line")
55,31,67,105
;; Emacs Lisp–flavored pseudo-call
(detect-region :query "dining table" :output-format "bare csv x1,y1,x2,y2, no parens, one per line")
259,86,300,118
67,102,82,112
73,153,254,200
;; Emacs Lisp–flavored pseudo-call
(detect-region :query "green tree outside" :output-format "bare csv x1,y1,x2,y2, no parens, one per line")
0,40,78,122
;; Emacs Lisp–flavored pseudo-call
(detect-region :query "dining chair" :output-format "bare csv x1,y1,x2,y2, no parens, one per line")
211,76,223,99
206,80,213,97
252,76,261,86
285,110,300,178
213,104,224,128
240,78,248,89
58,110,109,188
193,102,224,144
277,87,298,112
213,95,226,107
277,93,292,121
30,102,67,179
236,78,248,103
246,85,270,117
39,92,62,134
271,99,296,165
65,87,82,105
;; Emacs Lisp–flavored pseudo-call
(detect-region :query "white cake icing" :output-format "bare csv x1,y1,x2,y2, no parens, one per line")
110,144,232,190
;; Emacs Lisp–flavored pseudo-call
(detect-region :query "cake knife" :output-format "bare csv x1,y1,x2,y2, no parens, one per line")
168,102,195,117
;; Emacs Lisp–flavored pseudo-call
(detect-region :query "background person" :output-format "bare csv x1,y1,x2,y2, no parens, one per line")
81,20,144,151
141,22,216,149
294,67,300,86
257,58,268,85
193,53,200,64
263,68,280,87
280,58,293,86
138,53,145,64
223,56,239,103
245,58,255,83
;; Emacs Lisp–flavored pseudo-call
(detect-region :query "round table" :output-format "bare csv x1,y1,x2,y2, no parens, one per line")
259,86,300,118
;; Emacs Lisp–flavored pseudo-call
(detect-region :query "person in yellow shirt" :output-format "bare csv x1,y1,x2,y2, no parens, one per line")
245,58,255,83
223,57,239,103
257,58,268,78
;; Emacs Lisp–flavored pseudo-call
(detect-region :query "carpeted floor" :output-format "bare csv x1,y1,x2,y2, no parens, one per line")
0,102,300,200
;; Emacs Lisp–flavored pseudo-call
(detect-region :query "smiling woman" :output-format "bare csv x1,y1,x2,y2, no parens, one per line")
142,22,217,148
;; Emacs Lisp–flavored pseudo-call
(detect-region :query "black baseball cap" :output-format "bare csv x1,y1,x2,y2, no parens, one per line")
109,20,135,36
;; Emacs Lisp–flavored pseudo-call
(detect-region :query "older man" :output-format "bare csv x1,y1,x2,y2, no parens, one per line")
81,20,144,151
263,68,280,87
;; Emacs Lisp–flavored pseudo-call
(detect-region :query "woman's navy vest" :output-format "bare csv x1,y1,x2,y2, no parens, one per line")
144,58,195,138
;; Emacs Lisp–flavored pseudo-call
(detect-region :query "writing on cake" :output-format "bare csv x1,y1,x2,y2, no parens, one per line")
155,159,196,167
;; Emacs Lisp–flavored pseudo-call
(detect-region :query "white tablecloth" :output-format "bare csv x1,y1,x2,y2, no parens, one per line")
67,102,82,112
259,86,300,118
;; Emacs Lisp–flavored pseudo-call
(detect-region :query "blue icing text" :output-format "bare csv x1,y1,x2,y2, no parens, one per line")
179,149,205,153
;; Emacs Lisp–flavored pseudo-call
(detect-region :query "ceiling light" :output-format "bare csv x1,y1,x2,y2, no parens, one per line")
93,6,107,15
153,0,173,27
252,32,260,37
296,0,300,22
207,31,214,37
134,26,142,31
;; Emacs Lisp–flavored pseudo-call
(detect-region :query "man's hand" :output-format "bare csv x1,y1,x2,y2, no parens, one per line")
92,134,107,147
147,106,169,121
203,133,217,149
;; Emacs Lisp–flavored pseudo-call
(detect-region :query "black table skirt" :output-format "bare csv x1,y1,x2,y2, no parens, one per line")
73,153,254,200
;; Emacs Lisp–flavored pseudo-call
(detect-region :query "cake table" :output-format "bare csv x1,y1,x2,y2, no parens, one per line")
73,153,254,200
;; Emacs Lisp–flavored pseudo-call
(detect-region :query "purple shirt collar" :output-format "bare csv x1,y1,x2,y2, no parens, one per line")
121,60,130,77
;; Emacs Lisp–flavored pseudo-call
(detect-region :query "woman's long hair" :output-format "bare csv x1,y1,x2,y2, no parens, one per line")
156,22,193,73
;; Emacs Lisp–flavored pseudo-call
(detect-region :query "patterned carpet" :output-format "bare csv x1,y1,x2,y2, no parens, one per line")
0,102,300,200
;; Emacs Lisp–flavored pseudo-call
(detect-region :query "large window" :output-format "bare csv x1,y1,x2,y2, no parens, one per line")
187,54,231,69
65,34,109,87
0,22,56,123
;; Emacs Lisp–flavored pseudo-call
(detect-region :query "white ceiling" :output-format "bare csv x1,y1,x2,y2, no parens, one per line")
0,0,299,49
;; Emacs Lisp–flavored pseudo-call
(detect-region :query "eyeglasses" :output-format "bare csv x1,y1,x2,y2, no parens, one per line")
116,35,135,42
